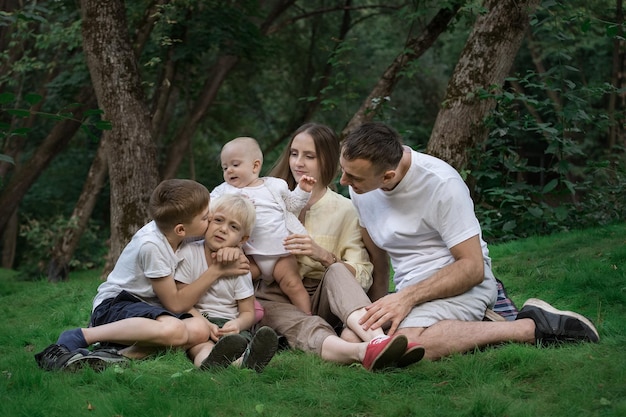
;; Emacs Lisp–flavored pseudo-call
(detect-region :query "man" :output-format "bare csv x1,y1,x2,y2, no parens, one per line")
339,122,598,360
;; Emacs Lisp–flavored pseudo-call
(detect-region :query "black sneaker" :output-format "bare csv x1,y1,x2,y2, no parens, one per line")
516,298,600,345
242,326,278,373
200,334,248,370
35,344,85,371
35,344,128,372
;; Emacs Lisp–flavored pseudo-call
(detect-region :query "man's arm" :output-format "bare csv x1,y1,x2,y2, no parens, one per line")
361,227,390,302
360,235,485,334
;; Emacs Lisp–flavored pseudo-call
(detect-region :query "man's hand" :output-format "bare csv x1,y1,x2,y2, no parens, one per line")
359,291,412,335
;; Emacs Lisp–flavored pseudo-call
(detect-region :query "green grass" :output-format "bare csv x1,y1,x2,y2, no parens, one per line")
1,223,625,417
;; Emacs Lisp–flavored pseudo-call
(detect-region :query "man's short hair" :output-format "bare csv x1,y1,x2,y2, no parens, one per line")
149,179,210,231
342,122,404,173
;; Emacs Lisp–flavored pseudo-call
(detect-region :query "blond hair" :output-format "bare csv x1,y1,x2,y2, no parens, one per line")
209,193,256,236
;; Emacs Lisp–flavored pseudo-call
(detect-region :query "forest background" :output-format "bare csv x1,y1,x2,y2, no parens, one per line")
0,0,625,282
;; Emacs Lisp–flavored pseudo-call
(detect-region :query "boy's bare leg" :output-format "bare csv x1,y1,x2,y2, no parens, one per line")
118,345,163,359
273,255,312,315
187,341,217,367
118,316,210,359
81,315,210,349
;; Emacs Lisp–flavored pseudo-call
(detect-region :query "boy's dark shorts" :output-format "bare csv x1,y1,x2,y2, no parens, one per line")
90,290,193,327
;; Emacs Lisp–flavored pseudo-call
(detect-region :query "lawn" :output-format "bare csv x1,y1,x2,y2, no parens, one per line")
0,223,625,417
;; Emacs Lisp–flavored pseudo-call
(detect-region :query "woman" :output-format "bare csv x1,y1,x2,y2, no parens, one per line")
254,123,424,370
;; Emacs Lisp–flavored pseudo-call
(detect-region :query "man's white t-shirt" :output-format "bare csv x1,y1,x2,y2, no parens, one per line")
349,149,495,291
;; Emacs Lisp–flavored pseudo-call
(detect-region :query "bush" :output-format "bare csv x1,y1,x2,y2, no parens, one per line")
16,215,107,280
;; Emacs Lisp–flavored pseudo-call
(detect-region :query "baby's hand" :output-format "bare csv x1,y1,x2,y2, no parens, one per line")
298,175,317,192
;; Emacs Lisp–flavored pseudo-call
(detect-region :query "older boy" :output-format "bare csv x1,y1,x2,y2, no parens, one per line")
35,179,250,371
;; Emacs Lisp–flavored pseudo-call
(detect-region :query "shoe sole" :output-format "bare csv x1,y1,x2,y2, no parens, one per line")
63,352,128,372
243,327,279,373
369,335,408,371
397,344,425,368
201,334,248,370
522,298,599,341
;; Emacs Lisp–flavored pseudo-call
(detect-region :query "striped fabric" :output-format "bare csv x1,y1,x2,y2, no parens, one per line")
491,278,519,321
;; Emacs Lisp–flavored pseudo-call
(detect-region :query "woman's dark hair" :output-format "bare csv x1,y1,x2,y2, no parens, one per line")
269,123,340,190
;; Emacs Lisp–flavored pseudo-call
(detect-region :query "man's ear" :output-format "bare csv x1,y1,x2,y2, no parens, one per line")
382,169,396,185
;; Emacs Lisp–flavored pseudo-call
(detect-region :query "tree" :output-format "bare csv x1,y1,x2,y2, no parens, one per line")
342,1,464,138
80,0,158,272
47,140,107,282
427,0,541,170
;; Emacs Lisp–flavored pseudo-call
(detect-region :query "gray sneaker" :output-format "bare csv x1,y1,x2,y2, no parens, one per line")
201,334,248,370
516,298,600,345
241,326,278,373
79,348,128,371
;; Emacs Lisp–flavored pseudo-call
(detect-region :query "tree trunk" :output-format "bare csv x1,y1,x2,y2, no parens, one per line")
0,93,95,235
81,0,159,275
1,209,17,269
47,140,108,282
608,0,625,149
342,2,463,138
160,1,297,179
427,0,541,171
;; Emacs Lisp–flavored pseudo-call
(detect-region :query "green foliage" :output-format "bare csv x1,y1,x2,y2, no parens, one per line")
16,215,107,279
469,78,626,241
465,0,626,242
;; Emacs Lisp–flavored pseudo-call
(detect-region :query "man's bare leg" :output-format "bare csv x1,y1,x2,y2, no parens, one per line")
397,318,535,360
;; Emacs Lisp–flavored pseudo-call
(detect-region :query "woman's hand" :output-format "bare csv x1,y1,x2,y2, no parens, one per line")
284,233,335,266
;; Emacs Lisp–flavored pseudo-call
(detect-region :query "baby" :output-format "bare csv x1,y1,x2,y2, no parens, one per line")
211,136,316,315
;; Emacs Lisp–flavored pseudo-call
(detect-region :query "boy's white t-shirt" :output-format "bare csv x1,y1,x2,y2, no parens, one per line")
349,149,494,291
92,220,182,311
174,240,254,320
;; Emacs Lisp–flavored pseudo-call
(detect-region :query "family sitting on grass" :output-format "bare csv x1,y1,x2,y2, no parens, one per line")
35,122,599,373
